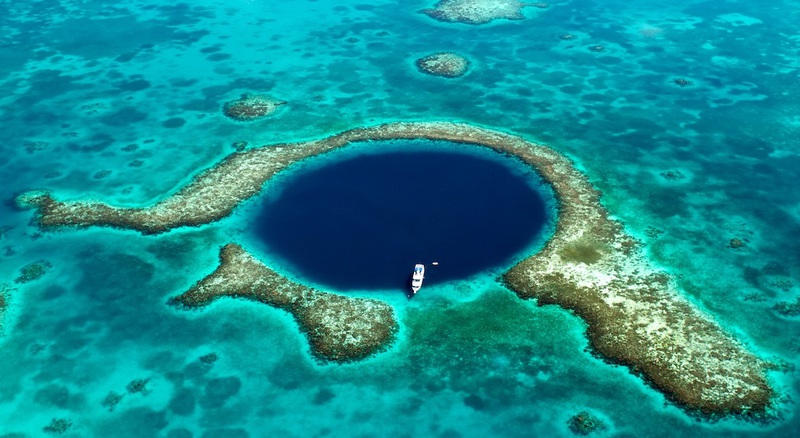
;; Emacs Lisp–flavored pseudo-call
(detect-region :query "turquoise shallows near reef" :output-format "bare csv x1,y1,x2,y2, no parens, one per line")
18,122,774,416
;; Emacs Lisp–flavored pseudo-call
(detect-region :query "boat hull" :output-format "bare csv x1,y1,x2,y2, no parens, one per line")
411,263,425,294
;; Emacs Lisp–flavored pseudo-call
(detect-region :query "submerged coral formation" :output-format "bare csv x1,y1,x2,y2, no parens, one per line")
421,0,530,25
43,418,72,435
0,283,13,333
773,297,800,317
416,52,471,78
223,94,286,121
15,260,52,284
170,244,398,362
126,378,150,395
567,411,605,435
199,352,219,364
101,391,124,412
19,122,774,415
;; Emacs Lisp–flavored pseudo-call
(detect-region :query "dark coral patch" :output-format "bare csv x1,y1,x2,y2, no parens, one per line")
162,117,186,128
15,260,52,284
100,107,148,126
567,411,605,435
207,52,231,62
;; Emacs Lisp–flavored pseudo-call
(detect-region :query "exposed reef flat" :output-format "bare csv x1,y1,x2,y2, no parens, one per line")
421,0,531,25
170,244,397,363
19,122,774,416
416,52,471,78
223,94,286,122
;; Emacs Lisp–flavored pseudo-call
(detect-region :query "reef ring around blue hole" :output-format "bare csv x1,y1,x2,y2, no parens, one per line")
251,139,557,292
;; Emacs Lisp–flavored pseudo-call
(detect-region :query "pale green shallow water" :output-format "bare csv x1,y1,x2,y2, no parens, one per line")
1,0,799,436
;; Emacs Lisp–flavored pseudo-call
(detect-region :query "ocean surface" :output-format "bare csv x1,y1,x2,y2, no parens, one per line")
0,0,798,436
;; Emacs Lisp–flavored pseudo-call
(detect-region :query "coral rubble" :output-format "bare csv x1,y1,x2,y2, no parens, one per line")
171,244,398,362
223,94,286,121
421,0,530,25
19,122,774,415
416,52,471,78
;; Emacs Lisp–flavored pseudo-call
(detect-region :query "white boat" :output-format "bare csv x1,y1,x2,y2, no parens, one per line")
411,264,425,294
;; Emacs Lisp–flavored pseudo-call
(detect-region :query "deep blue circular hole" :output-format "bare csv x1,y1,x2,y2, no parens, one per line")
252,140,556,292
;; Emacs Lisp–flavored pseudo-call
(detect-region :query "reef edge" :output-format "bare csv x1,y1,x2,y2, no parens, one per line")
169,243,398,363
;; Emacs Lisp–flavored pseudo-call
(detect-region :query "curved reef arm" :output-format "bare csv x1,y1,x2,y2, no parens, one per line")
170,244,398,363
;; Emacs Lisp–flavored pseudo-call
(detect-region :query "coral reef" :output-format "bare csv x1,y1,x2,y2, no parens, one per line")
0,283,13,333
199,352,219,364
43,418,72,435
93,170,112,179
223,94,286,121
421,0,530,25
496,121,773,415
101,390,124,411
660,170,686,181
729,238,747,249
126,378,150,394
416,52,471,78
170,244,398,362
24,140,49,153
567,411,605,435
774,297,800,317
20,121,774,416
15,260,52,284
644,226,664,239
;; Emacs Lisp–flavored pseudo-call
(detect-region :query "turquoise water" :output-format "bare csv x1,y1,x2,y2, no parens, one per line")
1,0,798,436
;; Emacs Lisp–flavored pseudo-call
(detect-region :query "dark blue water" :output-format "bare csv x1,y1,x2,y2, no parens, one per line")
254,142,554,291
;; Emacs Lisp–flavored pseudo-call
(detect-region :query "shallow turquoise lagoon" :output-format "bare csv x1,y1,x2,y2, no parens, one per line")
1,0,799,436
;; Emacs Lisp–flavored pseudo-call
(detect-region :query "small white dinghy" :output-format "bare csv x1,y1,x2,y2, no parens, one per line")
411,264,425,294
